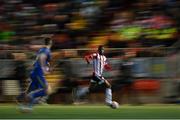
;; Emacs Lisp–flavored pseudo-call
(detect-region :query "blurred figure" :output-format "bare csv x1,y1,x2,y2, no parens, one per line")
117,50,150,105
117,51,137,104
13,53,28,93
77,45,115,108
16,37,53,112
55,50,79,104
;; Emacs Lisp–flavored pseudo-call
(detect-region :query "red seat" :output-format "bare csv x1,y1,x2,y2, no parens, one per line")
132,79,160,91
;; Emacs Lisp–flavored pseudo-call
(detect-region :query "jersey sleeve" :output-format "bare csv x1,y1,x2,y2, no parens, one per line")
92,53,97,58
104,56,112,71
104,56,107,65
85,53,97,63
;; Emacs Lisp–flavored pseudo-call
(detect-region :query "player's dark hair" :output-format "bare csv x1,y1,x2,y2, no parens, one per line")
98,45,104,55
44,37,52,45
98,45,104,51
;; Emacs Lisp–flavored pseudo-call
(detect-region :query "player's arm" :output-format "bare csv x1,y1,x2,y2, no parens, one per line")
104,58,112,71
84,54,93,64
47,62,50,69
39,53,49,74
32,55,39,66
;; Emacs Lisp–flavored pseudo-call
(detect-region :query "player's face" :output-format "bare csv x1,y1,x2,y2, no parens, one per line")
99,47,104,55
49,40,53,48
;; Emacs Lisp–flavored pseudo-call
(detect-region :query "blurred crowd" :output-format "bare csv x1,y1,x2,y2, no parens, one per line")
0,0,179,50
1,0,180,104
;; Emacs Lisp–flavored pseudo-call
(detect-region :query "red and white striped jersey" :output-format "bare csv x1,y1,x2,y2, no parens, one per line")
85,53,108,76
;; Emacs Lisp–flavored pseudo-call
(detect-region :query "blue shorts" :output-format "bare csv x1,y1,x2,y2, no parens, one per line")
28,69,48,92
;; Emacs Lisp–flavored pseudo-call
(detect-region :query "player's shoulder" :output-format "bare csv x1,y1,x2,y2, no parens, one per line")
92,52,98,56
38,47,50,54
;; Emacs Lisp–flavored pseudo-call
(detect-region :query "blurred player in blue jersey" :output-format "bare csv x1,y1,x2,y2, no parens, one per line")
17,37,53,112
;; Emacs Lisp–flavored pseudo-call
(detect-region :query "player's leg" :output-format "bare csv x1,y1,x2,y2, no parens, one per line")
27,75,48,106
75,76,97,99
17,73,38,112
26,77,38,94
90,75,113,106
102,77,113,105
18,70,49,112
89,75,106,93
16,74,37,104
75,86,89,100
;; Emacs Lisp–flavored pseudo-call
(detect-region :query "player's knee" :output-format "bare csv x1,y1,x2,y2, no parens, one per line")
105,83,111,88
107,84,111,88
104,80,111,88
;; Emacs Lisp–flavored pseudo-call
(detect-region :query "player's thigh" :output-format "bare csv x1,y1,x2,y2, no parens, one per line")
104,79,111,88
28,75,39,92
36,75,48,89
96,76,111,88
92,75,105,84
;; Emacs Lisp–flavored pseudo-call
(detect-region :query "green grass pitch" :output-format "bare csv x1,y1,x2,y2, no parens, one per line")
0,104,180,119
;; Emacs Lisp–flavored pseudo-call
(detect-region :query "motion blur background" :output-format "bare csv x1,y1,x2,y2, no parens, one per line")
0,0,180,105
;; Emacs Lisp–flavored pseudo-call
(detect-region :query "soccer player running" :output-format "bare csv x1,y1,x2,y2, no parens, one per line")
84,45,113,107
17,37,53,112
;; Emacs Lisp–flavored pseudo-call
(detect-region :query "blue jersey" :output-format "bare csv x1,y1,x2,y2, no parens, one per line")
33,47,51,75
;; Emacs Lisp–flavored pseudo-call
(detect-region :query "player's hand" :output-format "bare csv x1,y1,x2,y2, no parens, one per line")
43,67,51,74
48,67,53,73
